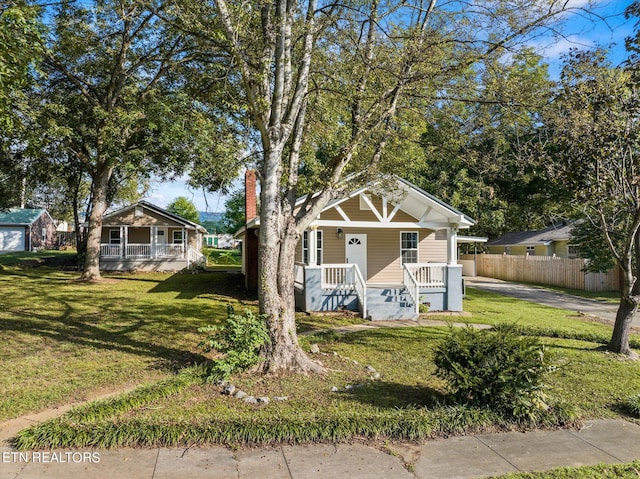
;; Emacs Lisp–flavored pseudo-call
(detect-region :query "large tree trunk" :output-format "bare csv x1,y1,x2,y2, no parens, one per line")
609,265,639,359
81,165,112,282
258,148,325,374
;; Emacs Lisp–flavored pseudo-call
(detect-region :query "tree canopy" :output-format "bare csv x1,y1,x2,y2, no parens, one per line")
167,196,200,224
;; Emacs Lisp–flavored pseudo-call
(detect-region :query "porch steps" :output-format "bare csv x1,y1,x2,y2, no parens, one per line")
366,287,418,321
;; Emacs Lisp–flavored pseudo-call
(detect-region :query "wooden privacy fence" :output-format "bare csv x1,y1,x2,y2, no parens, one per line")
461,254,620,292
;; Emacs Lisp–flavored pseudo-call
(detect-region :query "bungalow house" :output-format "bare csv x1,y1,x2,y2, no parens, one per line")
237,172,475,320
486,221,578,258
99,200,206,271
0,208,56,252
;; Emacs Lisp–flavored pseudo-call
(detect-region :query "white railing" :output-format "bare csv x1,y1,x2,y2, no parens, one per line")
352,264,367,319
403,264,420,315
322,264,355,289
155,244,184,258
187,247,206,268
100,243,185,259
321,264,367,318
294,263,305,290
405,263,447,288
126,243,151,258
100,244,122,257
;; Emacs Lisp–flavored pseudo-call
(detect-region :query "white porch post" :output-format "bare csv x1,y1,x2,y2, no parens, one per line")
123,226,128,258
151,226,157,259
447,227,458,266
119,226,124,257
182,227,186,258
309,229,318,265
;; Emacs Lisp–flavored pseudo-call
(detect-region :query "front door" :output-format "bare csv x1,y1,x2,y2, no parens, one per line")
345,234,367,280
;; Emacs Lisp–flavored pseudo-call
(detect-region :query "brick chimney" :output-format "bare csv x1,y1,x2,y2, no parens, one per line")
243,169,259,292
245,169,257,223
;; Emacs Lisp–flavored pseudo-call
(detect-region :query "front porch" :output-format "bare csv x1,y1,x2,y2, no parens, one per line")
99,225,205,272
294,263,463,320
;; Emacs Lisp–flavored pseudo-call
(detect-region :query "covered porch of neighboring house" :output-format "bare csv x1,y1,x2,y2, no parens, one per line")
100,225,205,271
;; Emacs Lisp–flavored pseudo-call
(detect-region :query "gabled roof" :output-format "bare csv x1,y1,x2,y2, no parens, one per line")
103,201,207,233
243,175,475,231
487,222,574,247
0,208,49,226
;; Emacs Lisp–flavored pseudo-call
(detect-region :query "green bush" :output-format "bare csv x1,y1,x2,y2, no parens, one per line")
198,306,269,380
434,325,555,421
622,394,640,418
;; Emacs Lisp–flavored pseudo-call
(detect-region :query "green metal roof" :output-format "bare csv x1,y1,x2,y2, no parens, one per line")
0,208,45,225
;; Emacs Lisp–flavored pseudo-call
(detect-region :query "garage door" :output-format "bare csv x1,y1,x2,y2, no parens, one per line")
0,227,25,251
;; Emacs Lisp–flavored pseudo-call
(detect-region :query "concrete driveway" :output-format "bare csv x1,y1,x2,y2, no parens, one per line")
465,277,640,328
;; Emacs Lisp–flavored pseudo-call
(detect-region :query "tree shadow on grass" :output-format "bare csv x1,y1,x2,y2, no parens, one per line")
336,381,446,409
2,299,209,372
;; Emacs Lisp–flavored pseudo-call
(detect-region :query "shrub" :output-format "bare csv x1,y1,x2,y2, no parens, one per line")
623,394,640,418
434,325,555,421
198,306,269,380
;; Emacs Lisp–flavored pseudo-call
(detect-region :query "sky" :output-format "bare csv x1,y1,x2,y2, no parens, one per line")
142,0,637,213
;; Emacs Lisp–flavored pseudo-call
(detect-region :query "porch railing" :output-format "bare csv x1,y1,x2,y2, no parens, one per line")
156,244,184,257
321,263,367,318
404,263,447,288
294,263,305,290
402,263,449,315
100,243,185,259
186,246,206,268
126,243,151,258
100,244,122,257
403,264,420,315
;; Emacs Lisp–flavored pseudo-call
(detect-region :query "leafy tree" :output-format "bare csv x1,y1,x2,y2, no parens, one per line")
539,48,640,358
221,190,246,235
39,0,240,281
0,0,43,127
167,196,200,224
178,0,593,373
413,49,560,239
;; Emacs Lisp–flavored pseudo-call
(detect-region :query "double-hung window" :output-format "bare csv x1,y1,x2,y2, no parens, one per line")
302,230,323,265
400,232,418,265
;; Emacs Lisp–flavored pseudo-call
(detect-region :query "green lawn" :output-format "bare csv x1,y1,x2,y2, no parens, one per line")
0,251,252,421
0,251,359,422
204,247,242,267
3,251,640,450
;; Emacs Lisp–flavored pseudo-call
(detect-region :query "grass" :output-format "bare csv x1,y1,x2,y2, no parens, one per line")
4,251,640,450
204,248,242,267
515,282,620,304
0,251,252,421
490,462,640,479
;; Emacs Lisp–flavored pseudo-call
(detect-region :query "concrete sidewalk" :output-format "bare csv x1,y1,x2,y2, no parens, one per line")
2,420,639,479
465,277,640,328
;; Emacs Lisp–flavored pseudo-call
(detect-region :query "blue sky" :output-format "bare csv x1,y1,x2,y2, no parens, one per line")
143,0,636,212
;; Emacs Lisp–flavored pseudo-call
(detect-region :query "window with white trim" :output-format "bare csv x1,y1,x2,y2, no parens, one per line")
526,245,535,256
568,244,580,258
302,230,323,265
173,230,184,244
400,231,418,265
109,229,121,244
41,227,46,241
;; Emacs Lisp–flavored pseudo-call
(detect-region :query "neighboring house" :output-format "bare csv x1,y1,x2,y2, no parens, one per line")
100,201,207,271
237,172,475,320
486,221,578,258
203,233,238,249
0,208,56,252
